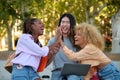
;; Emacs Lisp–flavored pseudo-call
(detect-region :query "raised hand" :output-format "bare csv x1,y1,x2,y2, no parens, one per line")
55,27,62,43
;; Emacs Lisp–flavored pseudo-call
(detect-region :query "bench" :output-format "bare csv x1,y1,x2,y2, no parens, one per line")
0,51,120,61
105,53,120,61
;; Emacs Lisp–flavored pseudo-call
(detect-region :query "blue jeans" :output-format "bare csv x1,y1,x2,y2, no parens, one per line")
98,62,120,80
11,64,40,80
51,70,83,80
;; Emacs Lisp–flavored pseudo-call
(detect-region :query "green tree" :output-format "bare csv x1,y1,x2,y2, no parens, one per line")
0,0,120,51
0,0,43,50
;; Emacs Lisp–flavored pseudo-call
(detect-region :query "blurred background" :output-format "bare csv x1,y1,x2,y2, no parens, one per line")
0,0,120,80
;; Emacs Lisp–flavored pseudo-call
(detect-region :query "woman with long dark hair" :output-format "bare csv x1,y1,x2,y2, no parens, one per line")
48,13,82,80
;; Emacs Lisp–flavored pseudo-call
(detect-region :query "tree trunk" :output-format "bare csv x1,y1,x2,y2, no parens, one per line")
6,25,13,51
86,0,90,23
85,0,95,24
111,9,120,53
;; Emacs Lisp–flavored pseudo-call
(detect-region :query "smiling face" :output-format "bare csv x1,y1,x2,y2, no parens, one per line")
60,16,70,36
74,30,86,48
32,19,44,36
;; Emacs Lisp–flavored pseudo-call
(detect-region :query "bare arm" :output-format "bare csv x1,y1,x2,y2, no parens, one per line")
46,27,62,67
46,43,60,67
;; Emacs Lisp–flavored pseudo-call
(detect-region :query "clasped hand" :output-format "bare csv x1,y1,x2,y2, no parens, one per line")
55,27,64,49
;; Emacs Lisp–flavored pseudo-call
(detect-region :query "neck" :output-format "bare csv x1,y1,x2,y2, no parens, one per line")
63,33,68,37
32,34,39,43
80,42,87,49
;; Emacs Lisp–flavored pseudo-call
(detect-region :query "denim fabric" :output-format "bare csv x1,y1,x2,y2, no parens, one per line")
11,64,40,80
67,75,84,80
98,62,120,80
51,70,83,80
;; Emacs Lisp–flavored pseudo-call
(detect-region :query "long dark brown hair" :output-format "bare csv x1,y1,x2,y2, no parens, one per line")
58,13,76,47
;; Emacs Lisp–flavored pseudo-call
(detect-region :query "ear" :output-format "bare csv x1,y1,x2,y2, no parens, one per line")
31,24,35,30
30,25,35,34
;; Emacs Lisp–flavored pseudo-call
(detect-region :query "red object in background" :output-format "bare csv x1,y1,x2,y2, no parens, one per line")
37,56,48,72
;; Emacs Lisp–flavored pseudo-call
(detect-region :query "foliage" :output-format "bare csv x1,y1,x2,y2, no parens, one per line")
0,0,120,51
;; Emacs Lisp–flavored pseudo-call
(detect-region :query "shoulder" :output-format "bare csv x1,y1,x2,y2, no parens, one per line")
18,34,33,42
48,37,56,42
47,37,56,45
83,44,100,54
19,34,32,39
85,44,96,49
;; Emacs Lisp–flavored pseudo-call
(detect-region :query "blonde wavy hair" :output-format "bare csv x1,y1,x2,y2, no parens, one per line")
75,23,105,51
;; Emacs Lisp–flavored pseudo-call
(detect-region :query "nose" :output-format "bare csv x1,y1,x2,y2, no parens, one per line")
74,35,78,39
74,35,77,38
62,22,68,26
41,24,44,28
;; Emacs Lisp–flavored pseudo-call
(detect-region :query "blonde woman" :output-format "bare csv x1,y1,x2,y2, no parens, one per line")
61,23,120,80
